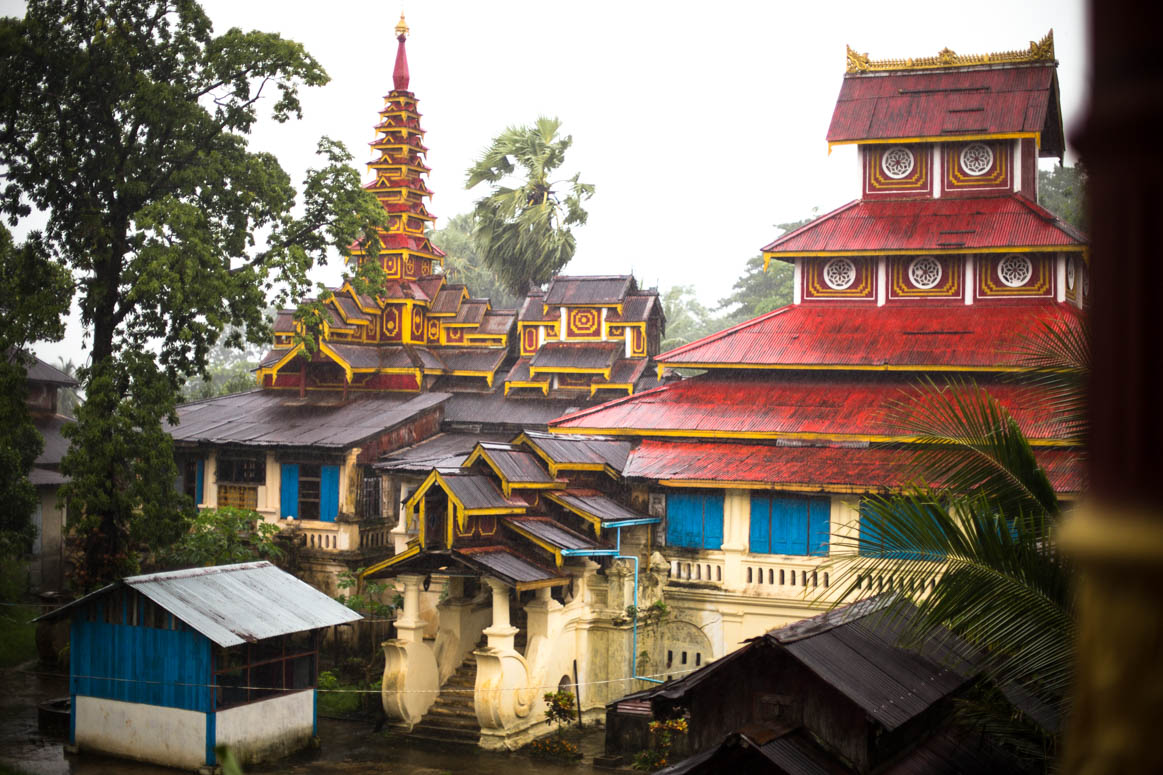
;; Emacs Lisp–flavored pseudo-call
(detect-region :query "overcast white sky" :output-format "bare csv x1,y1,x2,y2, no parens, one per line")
8,0,1088,366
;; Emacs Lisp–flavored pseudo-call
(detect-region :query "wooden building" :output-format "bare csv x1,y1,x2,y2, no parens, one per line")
35,561,360,771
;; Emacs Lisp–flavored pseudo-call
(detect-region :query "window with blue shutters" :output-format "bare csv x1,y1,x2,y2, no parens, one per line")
749,494,830,556
280,464,299,519
665,492,724,550
281,462,341,521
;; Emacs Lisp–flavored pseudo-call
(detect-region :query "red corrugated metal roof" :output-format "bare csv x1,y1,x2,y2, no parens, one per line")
623,439,1081,493
827,63,1063,155
550,374,1070,442
656,302,1082,369
762,195,1085,256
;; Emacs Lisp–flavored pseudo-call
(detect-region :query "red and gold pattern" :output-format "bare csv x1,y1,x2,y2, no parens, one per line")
632,326,646,356
888,256,964,299
410,306,425,340
976,254,1053,298
384,255,400,278
383,306,402,340
566,307,601,338
864,145,930,196
443,326,464,345
945,142,1010,191
427,318,440,342
522,326,539,356
803,257,876,300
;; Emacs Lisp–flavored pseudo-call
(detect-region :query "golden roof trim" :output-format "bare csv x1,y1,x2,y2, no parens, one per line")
395,12,409,39
846,30,1054,73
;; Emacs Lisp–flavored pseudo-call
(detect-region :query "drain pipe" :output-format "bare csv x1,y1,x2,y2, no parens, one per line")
560,518,664,685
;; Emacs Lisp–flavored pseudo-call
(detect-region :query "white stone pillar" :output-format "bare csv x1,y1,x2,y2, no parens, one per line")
396,573,425,644
482,576,517,652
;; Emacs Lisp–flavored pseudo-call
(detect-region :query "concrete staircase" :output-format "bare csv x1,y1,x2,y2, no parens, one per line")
409,652,481,744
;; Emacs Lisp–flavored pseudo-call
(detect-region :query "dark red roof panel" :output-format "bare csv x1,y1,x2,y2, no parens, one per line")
623,439,1081,494
657,303,1082,369
452,300,488,325
762,195,1085,256
827,64,1061,153
518,292,555,323
431,286,466,315
551,374,1070,441
505,517,601,550
531,342,622,371
544,275,635,306
607,293,659,324
476,311,517,337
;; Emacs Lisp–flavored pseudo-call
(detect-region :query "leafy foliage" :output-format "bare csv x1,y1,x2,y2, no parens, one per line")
334,569,400,621
0,1,385,587
659,285,718,352
543,689,576,730
633,717,688,771
0,224,71,558
179,325,268,401
1037,164,1086,231
466,116,594,296
717,255,794,327
430,213,520,309
155,506,282,570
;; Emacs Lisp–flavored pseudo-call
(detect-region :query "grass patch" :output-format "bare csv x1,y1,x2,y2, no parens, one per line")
0,603,38,668
316,670,374,717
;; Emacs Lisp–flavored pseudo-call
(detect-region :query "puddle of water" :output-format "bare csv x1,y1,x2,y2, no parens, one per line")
1,664,620,775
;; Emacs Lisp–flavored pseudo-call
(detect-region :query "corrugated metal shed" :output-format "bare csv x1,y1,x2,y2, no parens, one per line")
827,63,1062,155
544,275,634,306
623,438,1083,493
655,302,1082,370
552,374,1072,442
518,430,632,471
375,431,510,474
547,490,654,525
762,194,1085,256
505,516,601,551
531,341,621,371
37,561,361,647
169,390,448,449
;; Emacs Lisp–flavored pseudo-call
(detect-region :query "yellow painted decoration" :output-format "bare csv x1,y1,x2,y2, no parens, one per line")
845,30,1054,73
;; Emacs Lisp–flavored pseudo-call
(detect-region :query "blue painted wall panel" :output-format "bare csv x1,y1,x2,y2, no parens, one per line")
281,464,299,519
809,498,830,557
749,494,771,553
703,493,724,550
667,492,723,549
320,465,340,522
194,459,204,507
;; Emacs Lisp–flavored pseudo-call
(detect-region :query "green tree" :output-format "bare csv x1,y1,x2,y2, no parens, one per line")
466,117,594,297
1038,164,1086,232
659,285,718,352
0,0,386,588
0,226,71,558
155,506,282,570
430,212,521,309
717,214,813,326
179,320,270,401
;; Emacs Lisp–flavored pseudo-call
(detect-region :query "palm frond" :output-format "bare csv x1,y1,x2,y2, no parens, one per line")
1011,315,1089,443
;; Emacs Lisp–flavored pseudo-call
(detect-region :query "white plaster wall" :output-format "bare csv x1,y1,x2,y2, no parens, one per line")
215,689,314,765
75,696,206,771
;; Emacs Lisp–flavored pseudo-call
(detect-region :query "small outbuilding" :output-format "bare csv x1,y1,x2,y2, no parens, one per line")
36,561,361,772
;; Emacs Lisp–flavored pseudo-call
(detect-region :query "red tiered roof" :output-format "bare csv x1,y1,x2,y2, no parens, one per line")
762,195,1086,257
827,62,1063,155
656,303,1081,370
623,439,1082,494
551,374,1071,442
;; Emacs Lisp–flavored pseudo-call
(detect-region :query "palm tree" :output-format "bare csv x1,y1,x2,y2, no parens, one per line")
466,117,594,297
831,318,1087,767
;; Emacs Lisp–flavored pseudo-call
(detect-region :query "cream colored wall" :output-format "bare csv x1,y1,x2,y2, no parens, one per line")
74,696,206,771
31,486,66,592
215,689,314,765
203,450,218,508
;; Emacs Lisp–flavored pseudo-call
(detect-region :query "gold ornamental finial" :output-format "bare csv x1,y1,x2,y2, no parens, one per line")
845,29,1056,73
395,12,409,39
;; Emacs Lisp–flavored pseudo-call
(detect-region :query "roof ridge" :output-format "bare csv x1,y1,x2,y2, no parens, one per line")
126,560,273,585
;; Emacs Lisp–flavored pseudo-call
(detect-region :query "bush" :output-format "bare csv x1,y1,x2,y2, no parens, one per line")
632,717,689,771
526,734,582,762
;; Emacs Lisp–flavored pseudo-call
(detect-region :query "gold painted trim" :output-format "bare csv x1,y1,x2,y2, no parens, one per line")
764,245,1082,265
504,522,565,568
360,544,420,578
658,478,895,495
845,31,1054,73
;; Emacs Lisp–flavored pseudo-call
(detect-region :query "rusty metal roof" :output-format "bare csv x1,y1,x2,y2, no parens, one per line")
762,195,1086,256
827,63,1062,154
505,516,601,551
547,490,656,525
544,275,635,306
655,303,1083,370
607,293,660,324
326,343,421,370
272,310,296,334
443,391,582,429
475,444,558,484
476,310,517,336
375,431,510,474
518,430,632,471
517,291,555,323
452,300,488,325
432,347,507,374
333,294,372,323
36,561,361,647
440,473,525,511
531,341,621,371
606,359,648,385
431,286,466,315
456,546,562,586
169,389,449,449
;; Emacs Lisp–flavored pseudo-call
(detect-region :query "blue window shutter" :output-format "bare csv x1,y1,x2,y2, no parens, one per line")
667,492,696,548
280,464,299,519
703,493,724,550
772,497,811,555
320,466,340,522
859,503,881,556
809,496,830,556
749,494,771,554
194,459,204,507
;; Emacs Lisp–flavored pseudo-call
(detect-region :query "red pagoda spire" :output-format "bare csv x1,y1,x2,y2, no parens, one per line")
393,13,410,92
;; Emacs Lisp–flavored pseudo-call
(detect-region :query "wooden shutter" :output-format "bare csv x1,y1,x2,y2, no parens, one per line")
320,465,340,522
280,464,299,519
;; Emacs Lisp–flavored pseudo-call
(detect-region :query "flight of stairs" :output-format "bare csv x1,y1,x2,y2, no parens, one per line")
409,652,481,744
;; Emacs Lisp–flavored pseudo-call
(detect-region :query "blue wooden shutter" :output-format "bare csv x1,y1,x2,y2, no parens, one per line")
194,459,204,507
858,502,880,556
702,493,724,550
667,492,696,548
771,497,810,555
808,496,830,556
280,464,299,519
320,465,340,522
749,494,771,554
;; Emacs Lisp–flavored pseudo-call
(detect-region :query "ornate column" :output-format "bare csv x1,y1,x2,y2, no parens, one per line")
481,577,518,651
381,573,438,728
474,576,534,748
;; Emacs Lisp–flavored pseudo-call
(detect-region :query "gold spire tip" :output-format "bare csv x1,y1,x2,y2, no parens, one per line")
395,12,409,39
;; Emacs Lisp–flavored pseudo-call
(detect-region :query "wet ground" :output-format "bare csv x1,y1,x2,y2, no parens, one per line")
0,662,619,775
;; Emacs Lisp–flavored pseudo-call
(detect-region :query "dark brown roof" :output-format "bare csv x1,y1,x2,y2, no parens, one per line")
518,430,632,471
20,355,77,387
606,359,648,385
452,300,488,325
29,467,69,486
34,414,72,467
544,275,635,306
608,293,659,324
326,343,417,370
518,292,555,323
440,473,524,511
432,347,507,374
476,311,516,336
416,275,444,301
443,391,581,429
375,431,511,474
457,546,561,586
273,310,296,334
505,517,601,551
169,390,449,449
502,358,540,384
530,342,621,371
475,444,558,484
547,491,651,525
333,294,372,323
431,286,466,315
408,346,445,372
